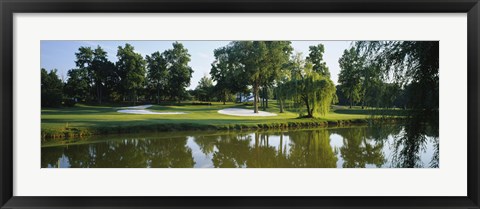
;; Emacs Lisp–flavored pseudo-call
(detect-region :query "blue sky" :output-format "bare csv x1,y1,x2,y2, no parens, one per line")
41,41,352,89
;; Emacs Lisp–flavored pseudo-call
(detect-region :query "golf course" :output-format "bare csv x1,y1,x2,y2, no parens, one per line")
41,40,439,168
41,101,406,140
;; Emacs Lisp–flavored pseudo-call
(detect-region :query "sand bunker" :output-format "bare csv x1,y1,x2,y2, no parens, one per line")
117,104,186,115
117,109,186,115
121,104,153,109
218,108,277,117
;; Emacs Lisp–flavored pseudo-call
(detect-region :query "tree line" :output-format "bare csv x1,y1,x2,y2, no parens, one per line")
42,41,338,118
42,41,438,118
42,42,193,107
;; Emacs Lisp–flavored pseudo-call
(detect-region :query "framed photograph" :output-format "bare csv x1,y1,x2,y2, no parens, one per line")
1,0,479,208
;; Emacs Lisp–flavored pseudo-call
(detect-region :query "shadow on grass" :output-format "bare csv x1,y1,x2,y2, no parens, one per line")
42,103,250,115
146,104,246,112
41,106,116,115
334,108,408,116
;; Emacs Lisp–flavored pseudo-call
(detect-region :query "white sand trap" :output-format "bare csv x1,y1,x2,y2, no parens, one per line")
121,104,153,109
118,104,186,115
218,108,277,117
117,109,186,115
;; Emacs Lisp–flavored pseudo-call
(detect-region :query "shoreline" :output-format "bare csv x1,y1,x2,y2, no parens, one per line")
41,116,403,141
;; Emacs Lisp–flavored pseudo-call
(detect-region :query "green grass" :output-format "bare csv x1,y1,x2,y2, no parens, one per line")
41,101,405,140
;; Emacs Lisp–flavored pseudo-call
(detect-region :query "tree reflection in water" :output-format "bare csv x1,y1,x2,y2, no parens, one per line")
332,127,387,168
390,113,439,168
43,137,194,168
42,124,438,168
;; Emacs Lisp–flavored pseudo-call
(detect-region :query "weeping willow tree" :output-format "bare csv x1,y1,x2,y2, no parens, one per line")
298,64,336,117
278,53,336,118
354,41,439,112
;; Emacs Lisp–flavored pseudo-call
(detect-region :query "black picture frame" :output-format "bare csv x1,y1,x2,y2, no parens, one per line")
1,0,479,208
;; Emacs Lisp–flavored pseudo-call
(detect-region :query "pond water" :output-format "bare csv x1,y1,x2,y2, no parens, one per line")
41,124,439,168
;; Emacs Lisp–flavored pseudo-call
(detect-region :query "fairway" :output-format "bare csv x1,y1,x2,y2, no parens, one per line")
41,101,406,139
217,108,277,116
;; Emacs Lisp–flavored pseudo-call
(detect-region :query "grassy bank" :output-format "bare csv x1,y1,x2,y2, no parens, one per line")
41,101,406,140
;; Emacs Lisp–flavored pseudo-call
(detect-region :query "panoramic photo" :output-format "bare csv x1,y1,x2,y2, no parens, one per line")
41,40,439,168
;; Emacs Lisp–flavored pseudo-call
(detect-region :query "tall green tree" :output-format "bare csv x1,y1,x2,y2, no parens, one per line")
235,41,268,113
91,46,116,104
210,46,232,105
261,41,293,110
358,63,383,109
338,47,363,108
275,70,291,113
146,51,168,103
73,46,116,104
64,68,89,102
74,47,94,69
164,42,193,102
306,44,330,77
210,45,249,105
74,46,94,101
41,68,64,107
101,61,121,103
116,43,146,104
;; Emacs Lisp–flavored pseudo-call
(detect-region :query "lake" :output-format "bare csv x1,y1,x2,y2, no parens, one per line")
41,124,439,168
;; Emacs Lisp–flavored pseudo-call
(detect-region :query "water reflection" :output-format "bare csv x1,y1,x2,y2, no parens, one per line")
337,127,387,168
390,115,439,168
42,124,438,168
